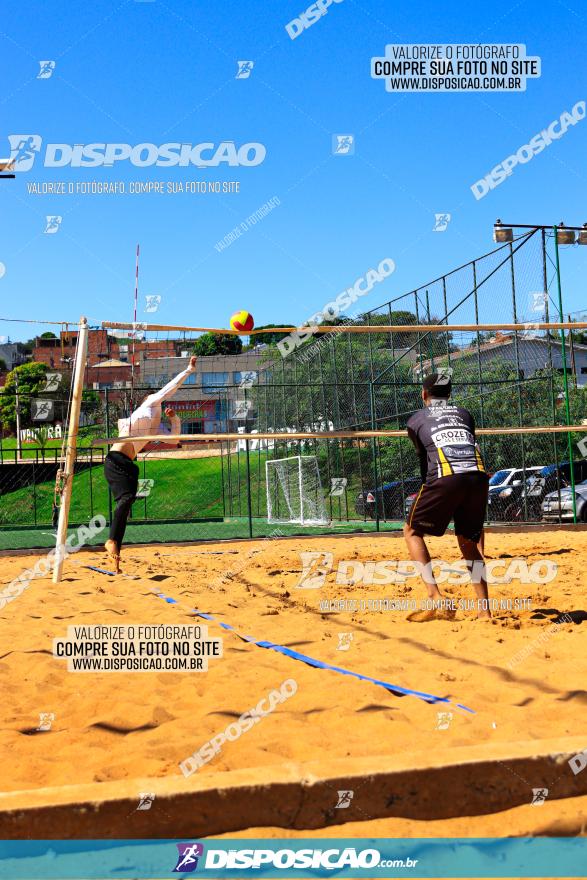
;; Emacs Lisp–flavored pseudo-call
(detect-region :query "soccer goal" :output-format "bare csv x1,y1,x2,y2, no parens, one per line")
265,455,329,526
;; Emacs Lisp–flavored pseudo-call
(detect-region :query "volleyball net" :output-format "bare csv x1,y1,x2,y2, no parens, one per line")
0,228,586,564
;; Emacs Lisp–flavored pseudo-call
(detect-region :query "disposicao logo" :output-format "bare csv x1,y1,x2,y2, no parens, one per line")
1,136,266,171
173,843,204,873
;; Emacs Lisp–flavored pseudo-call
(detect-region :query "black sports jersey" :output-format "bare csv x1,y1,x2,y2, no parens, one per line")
406,400,486,484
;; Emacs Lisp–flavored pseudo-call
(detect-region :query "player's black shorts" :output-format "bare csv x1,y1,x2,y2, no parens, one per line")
408,472,489,541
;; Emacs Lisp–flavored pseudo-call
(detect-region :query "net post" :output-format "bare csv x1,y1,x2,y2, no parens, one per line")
53,316,89,583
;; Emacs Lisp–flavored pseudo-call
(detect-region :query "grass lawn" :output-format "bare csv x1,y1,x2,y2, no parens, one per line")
0,455,230,526
0,445,386,555
0,448,373,526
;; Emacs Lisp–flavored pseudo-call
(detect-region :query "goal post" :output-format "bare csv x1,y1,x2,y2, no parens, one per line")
265,455,329,526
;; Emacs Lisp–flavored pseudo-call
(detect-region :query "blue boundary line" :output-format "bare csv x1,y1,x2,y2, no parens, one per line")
150,588,475,713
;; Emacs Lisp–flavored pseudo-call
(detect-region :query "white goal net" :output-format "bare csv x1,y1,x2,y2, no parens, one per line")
265,456,329,526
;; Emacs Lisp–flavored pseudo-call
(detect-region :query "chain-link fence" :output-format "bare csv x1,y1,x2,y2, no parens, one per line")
0,230,586,547
247,230,586,530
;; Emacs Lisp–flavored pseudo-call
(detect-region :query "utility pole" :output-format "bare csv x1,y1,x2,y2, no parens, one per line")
15,370,21,463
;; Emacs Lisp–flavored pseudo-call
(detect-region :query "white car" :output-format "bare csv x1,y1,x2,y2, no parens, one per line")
541,478,587,523
489,467,543,491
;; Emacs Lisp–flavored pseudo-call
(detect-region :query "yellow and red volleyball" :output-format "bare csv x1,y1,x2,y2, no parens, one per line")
230,310,254,332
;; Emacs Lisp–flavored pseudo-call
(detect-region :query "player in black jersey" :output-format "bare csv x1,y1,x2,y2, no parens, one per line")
403,373,491,620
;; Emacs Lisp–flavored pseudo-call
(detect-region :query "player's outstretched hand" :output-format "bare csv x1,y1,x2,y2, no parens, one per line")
165,407,176,418
189,356,197,370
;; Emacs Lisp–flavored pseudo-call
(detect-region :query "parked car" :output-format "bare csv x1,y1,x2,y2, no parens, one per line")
500,460,587,522
541,477,587,523
356,476,422,520
486,467,544,522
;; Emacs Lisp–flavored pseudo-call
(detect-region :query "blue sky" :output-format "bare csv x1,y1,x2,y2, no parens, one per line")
1,0,586,341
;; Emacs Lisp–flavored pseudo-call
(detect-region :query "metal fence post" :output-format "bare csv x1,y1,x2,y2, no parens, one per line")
245,438,253,538
553,226,577,523
369,381,380,532
509,242,528,520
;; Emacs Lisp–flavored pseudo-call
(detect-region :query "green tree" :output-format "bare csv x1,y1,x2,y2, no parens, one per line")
0,362,48,431
20,338,36,354
80,388,102,434
249,324,294,345
192,333,243,356
18,331,56,353
369,310,420,349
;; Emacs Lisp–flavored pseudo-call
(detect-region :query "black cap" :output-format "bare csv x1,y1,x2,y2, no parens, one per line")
422,372,452,398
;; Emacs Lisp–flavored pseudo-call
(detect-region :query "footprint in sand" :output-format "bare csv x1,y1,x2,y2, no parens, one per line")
407,608,457,623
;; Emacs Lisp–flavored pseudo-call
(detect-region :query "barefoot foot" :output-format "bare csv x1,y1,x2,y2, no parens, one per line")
104,540,120,574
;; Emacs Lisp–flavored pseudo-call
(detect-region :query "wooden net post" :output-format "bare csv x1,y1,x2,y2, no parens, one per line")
53,316,89,583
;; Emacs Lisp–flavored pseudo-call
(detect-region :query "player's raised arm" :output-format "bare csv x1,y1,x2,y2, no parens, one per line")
142,356,197,408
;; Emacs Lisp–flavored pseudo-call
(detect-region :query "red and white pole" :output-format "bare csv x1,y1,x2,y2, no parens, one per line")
131,243,140,391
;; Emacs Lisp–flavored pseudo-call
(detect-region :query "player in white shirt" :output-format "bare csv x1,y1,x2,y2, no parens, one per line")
104,356,197,571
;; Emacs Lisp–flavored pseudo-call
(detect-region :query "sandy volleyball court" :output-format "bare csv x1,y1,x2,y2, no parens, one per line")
0,529,586,837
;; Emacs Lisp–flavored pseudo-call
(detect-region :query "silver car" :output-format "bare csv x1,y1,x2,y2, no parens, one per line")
541,478,587,523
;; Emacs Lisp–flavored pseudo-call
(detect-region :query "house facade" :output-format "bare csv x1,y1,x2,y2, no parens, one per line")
415,334,587,388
